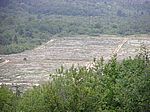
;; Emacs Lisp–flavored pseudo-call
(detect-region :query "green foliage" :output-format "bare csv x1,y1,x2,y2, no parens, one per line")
0,85,16,112
0,50,149,111
0,0,150,54
0,43,35,54
14,49,150,112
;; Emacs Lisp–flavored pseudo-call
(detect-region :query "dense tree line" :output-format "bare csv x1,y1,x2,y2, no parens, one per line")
0,0,150,54
0,46,149,112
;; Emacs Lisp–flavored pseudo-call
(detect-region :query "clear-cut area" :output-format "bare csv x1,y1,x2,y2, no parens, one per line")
0,35,150,90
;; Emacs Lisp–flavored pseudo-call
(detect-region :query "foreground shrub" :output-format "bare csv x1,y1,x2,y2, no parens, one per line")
0,85,16,112
17,48,150,112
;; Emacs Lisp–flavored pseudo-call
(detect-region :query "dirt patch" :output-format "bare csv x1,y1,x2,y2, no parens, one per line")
0,35,149,89
0,58,4,63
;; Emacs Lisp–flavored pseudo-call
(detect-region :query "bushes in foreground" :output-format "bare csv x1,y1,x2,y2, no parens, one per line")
0,47,150,112
0,85,16,112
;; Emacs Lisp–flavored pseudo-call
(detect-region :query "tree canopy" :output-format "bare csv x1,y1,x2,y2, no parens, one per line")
0,0,150,54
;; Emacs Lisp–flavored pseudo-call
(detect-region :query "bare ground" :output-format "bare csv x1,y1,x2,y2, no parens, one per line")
0,35,150,90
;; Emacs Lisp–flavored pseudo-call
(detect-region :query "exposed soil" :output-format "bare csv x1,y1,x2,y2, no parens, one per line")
0,35,149,90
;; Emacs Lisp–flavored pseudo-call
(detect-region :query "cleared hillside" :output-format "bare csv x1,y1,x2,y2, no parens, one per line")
0,35,150,90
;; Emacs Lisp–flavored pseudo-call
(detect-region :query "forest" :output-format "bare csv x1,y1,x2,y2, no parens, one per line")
0,0,150,54
0,46,150,112
0,1,150,111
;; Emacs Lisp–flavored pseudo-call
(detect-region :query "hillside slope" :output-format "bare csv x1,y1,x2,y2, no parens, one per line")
0,0,150,54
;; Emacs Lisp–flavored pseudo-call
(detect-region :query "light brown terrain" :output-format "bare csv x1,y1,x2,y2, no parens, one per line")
0,35,150,90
